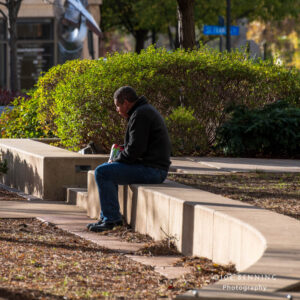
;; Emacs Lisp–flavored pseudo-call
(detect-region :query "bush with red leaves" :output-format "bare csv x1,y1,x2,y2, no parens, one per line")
0,88,30,106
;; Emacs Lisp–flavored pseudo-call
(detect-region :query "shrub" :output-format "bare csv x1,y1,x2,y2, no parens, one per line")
166,106,208,156
0,159,8,174
0,88,29,106
2,46,300,154
215,100,300,157
37,47,300,152
0,89,14,106
0,95,53,138
34,59,95,136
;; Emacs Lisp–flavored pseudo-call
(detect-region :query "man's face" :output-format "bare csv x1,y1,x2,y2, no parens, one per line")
114,99,130,118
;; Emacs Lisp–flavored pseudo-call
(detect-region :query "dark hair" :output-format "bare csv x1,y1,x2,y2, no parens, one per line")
114,86,138,104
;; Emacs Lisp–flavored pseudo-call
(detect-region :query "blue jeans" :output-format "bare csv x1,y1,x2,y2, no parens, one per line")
94,162,168,223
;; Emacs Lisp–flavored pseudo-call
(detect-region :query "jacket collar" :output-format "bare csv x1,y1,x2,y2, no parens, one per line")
127,96,148,118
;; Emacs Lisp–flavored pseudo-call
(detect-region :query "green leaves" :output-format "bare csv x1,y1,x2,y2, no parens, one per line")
101,0,176,34
2,46,300,157
216,100,300,157
0,96,54,139
166,106,208,156
0,159,8,174
101,0,300,51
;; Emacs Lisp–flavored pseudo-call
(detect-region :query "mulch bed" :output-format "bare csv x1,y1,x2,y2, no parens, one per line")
0,218,235,299
168,172,300,220
1,171,298,298
98,226,180,256
96,224,153,244
0,188,25,201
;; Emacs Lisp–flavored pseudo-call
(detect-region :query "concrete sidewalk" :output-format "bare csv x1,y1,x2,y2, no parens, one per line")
170,157,300,174
0,194,190,280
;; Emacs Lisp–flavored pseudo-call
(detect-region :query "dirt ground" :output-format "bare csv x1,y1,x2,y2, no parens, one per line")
0,203,234,300
1,171,296,299
168,172,300,220
0,188,25,201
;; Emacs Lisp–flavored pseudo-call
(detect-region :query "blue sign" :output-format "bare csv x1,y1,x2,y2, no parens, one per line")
203,25,239,36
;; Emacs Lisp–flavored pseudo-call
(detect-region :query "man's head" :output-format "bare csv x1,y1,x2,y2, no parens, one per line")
114,86,138,118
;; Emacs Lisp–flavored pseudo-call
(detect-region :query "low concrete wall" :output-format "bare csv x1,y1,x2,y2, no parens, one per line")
87,170,100,218
0,139,108,201
87,173,265,271
87,171,300,299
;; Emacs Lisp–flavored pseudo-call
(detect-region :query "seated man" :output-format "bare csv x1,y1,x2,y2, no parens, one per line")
87,86,171,232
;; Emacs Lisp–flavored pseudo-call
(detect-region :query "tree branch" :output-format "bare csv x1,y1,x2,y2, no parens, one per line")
0,8,7,20
15,0,22,12
120,16,136,36
235,8,256,20
116,1,135,35
201,36,218,45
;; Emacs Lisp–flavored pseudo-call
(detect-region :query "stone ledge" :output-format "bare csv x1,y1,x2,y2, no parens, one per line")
87,171,300,299
0,139,108,201
65,187,88,210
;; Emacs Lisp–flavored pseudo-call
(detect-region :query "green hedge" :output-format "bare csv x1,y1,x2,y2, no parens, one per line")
0,95,52,138
0,159,8,174
1,46,300,154
166,106,209,155
216,100,300,157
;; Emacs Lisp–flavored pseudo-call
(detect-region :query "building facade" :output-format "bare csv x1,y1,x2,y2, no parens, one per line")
0,0,102,90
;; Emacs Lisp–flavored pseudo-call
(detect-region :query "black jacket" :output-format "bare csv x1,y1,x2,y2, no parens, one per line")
114,96,171,171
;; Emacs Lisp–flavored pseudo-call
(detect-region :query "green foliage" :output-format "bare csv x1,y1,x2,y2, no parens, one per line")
166,106,208,156
0,95,53,138
101,0,176,52
101,0,176,36
101,0,300,51
2,46,300,156
34,59,94,136
216,100,300,157
195,0,300,27
0,159,8,174
0,88,30,105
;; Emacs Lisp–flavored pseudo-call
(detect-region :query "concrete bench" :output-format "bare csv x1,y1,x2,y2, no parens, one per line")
0,139,108,201
86,170,300,299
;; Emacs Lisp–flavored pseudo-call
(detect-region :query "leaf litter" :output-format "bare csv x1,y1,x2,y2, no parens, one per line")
3,171,295,299
168,172,300,220
0,188,25,201
0,218,235,299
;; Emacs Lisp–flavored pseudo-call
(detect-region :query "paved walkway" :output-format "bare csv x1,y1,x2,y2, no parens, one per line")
0,187,190,280
170,157,300,174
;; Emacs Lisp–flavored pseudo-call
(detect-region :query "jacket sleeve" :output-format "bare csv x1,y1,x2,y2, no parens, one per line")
114,111,151,164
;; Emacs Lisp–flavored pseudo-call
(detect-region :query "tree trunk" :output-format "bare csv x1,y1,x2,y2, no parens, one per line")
9,21,18,91
151,29,156,45
174,23,180,49
167,26,174,49
177,0,196,50
7,0,22,92
167,25,180,49
134,29,148,53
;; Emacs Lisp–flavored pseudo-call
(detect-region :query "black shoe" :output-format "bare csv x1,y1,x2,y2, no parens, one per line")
86,219,104,230
89,220,123,232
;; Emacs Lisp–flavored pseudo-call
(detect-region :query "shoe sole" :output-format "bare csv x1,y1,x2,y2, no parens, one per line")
86,220,104,230
88,221,123,232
